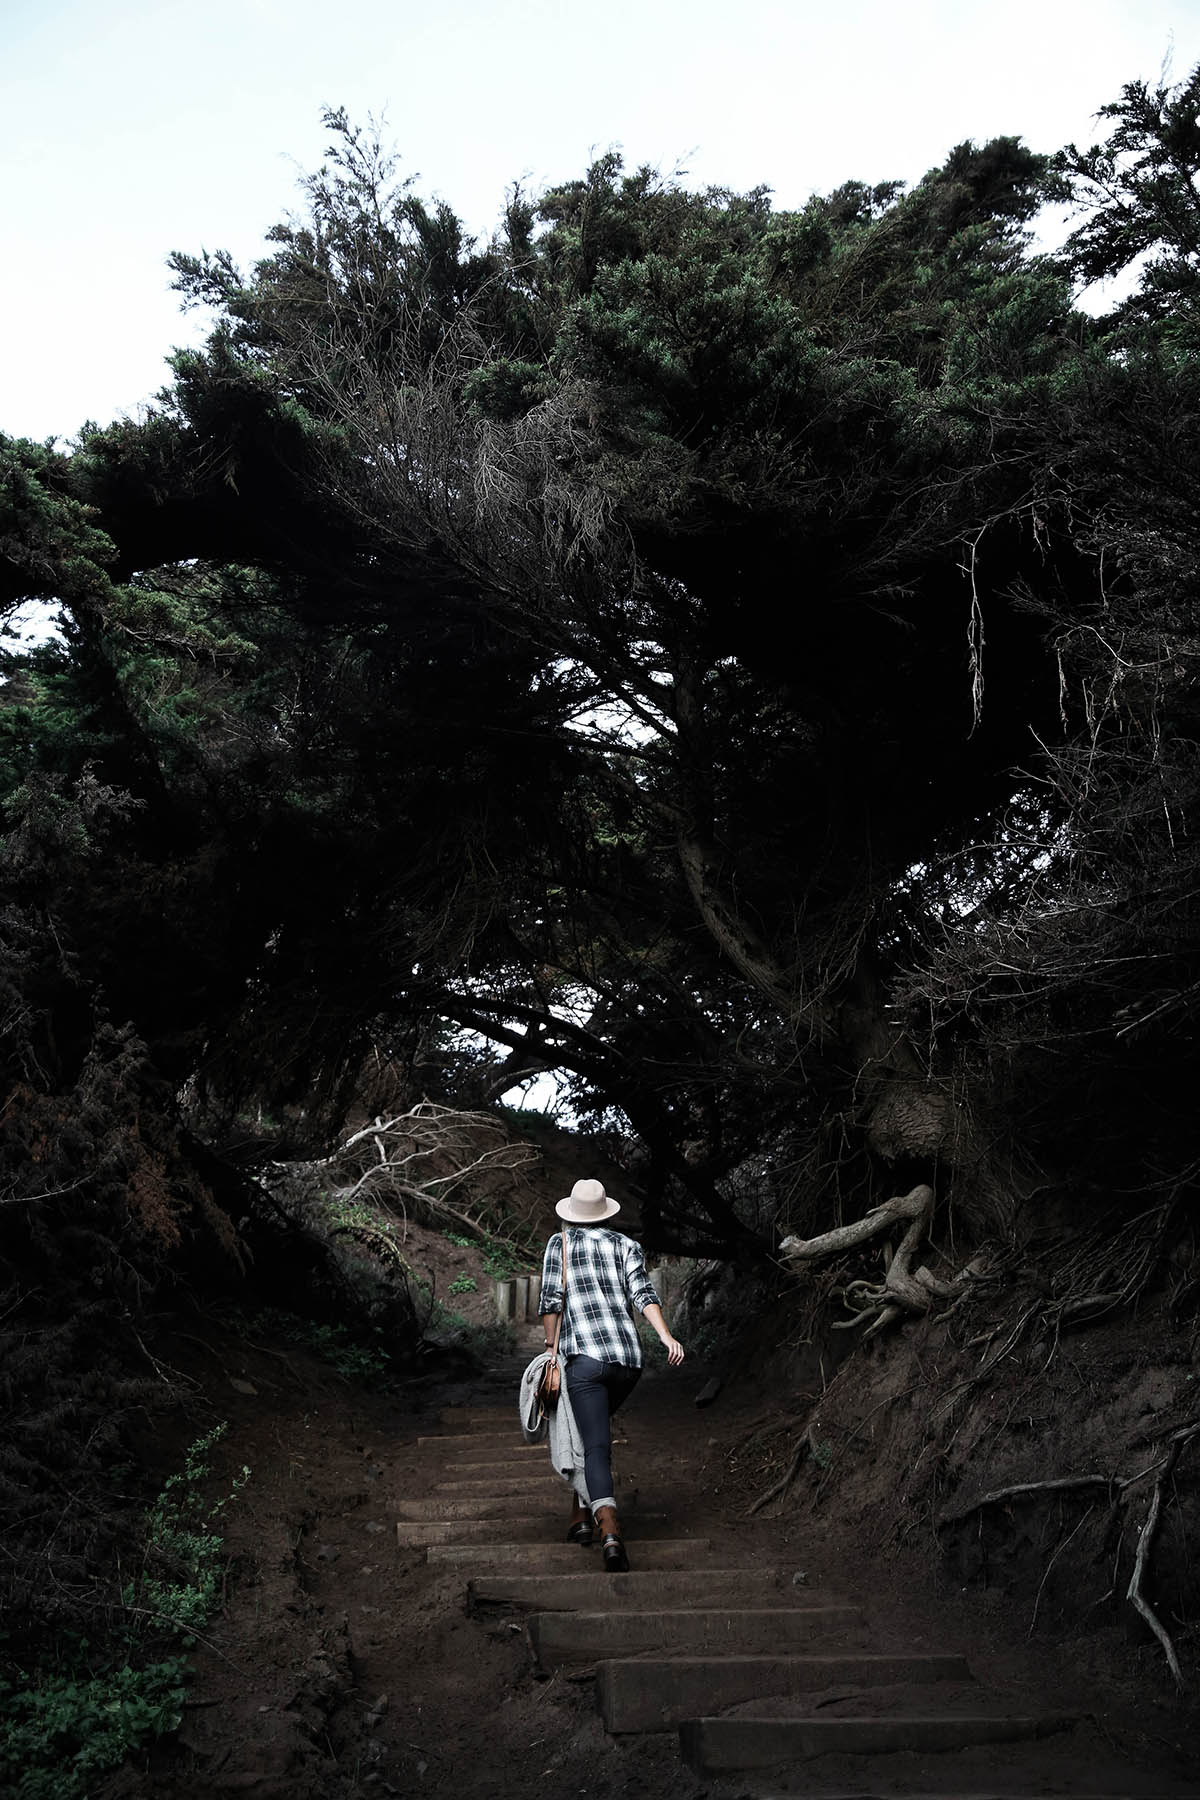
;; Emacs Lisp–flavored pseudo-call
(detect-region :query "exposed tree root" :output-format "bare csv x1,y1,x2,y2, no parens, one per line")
1028,1506,1095,1635
938,1419,1200,1688
779,1184,933,1265
730,1411,812,1459
746,1426,821,1516
1126,1420,1200,1690
780,1183,977,1336
1029,1200,1178,1347
939,1473,1120,1524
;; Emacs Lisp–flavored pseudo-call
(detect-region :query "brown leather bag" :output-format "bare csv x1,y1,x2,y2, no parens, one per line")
537,1227,569,1409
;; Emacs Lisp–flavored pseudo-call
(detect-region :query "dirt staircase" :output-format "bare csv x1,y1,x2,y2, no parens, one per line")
396,1401,1190,1798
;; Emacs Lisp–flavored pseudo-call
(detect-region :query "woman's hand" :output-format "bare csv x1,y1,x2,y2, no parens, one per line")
641,1303,683,1364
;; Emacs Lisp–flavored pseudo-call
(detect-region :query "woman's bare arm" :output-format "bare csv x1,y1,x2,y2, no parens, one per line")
641,1302,684,1365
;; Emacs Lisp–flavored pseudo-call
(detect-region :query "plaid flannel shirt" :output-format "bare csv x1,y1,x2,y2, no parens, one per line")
537,1226,660,1367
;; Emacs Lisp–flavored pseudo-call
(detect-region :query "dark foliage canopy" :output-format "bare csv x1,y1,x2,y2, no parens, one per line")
2,74,1198,1271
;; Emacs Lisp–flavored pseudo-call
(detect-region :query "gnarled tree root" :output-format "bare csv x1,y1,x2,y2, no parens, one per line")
780,1184,972,1336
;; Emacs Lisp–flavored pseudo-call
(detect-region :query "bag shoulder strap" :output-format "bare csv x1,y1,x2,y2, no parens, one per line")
548,1226,569,1357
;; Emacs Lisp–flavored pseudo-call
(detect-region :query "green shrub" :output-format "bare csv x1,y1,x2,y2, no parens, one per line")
299,1321,390,1381
126,1423,250,1641
480,1240,524,1280
457,1317,517,1361
0,1659,188,1800
243,1306,392,1381
423,1296,514,1362
0,1425,248,1799
448,1274,477,1295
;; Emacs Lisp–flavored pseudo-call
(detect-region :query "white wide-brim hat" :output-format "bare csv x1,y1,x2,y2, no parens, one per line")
555,1178,621,1224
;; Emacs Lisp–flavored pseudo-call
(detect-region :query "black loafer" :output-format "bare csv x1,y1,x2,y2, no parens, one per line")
566,1520,594,1546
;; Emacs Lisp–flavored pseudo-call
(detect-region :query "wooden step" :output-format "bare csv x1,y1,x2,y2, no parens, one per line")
395,1513,668,1547
428,1538,708,1569
435,1454,547,1472
597,1652,971,1733
394,1491,641,1522
435,1474,561,1495
528,1605,863,1666
418,1458,551,1481
439,1408,514,1427
471,1568,813,1612
678,1712,1072,1773
434,1472,637,1495
415,1432,526,1448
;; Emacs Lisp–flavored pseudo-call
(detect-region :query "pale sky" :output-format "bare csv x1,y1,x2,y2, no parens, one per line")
2,0,1196,445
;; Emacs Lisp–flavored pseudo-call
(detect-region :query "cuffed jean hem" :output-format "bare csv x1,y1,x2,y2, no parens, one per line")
589,1494,616,1515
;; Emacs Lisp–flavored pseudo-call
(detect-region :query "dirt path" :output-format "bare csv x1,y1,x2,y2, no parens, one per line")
110,1318,1198,1799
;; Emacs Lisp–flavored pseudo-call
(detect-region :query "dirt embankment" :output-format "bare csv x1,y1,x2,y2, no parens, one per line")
699,1254,1200,1723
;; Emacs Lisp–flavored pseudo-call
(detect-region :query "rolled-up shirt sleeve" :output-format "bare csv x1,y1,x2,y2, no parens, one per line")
623,1238,660,1313
537,1232,563,1315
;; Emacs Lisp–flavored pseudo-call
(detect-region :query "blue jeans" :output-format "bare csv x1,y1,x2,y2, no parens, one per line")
565,1354,641,1506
